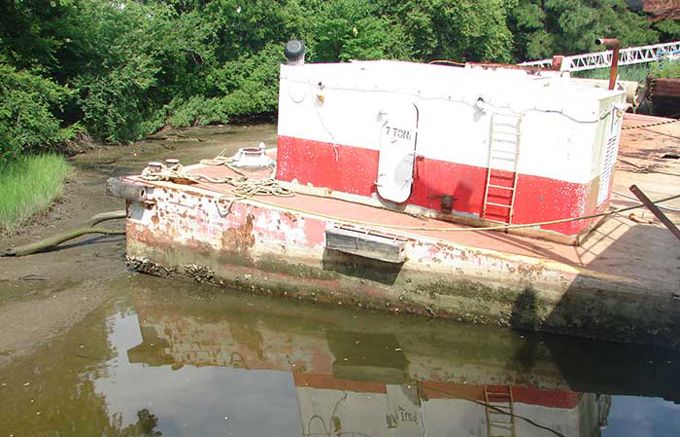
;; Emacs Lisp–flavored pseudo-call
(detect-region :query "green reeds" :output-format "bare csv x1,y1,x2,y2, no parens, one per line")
0,154,71,232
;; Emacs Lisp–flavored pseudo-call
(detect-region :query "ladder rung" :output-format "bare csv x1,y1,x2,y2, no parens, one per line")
489,419,513,425
490,153,518,158
488,173,515,178
486,389,512,394
492,130,519,137
493,122,520,129
485,202,512,208
489,156,518,161
487,184,515,190
493,117,521,123
492,138,519,144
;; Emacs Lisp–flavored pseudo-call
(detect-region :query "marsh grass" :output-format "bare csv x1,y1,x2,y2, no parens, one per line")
0,154,71,232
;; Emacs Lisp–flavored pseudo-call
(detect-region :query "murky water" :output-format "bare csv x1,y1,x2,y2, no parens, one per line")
2,124,680,436
1,274,680,437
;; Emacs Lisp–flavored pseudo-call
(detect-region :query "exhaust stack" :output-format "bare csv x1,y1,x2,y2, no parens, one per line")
595,38,620,90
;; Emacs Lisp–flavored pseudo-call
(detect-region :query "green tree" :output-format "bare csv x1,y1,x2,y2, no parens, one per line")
653,19,680,42
0,0,668,151
0,60,73,164
510,0,658,61
378,0,517,62
309,0,410,62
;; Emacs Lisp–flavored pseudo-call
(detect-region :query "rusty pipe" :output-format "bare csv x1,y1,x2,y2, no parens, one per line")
595,38,620,90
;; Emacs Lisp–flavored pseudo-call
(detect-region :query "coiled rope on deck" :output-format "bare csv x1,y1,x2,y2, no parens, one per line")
140,151,294,199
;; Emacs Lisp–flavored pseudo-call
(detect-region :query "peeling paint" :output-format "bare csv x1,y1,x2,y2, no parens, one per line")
121,182,680,349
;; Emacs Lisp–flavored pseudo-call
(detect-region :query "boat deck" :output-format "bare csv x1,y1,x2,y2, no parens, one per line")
128,114,680,295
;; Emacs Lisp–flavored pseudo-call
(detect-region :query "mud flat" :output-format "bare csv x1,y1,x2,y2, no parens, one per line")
0,124,276,367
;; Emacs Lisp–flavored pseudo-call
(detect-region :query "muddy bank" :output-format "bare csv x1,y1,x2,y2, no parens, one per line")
0,124,277,367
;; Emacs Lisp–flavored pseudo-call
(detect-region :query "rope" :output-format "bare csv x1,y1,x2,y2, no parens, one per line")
281,76,613,124
428,59,466,67
140,154,294,199
241,193,680,233
622,118,679,130
423,385,566,437
613,191,680,212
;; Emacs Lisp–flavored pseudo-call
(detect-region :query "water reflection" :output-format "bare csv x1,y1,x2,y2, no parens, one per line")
2,274,680,436
117,277,680,437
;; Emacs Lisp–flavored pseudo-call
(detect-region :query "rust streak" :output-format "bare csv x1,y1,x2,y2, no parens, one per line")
221,214,256,255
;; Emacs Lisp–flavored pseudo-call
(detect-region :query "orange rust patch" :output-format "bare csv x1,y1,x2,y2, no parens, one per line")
221,214,256,255
517,262,545,276
281,211,298,223
151,215,160,225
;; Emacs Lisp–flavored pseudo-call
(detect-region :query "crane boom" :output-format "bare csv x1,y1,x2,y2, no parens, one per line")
519,41,680,72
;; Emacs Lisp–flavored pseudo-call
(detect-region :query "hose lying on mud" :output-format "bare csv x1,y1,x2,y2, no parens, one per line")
1,210,126,257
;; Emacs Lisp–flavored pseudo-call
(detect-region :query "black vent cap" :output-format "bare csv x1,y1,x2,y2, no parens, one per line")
284,40,305,61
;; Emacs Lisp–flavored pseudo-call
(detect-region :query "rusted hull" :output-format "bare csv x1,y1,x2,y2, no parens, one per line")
651,78,680,117
122,180,680,349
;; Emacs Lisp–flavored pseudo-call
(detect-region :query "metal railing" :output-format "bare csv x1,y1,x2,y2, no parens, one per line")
519,40,680,72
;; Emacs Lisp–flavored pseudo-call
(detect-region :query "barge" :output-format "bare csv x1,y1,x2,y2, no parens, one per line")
109,42,680,348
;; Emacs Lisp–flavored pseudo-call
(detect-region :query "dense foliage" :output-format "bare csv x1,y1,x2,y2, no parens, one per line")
0,0,676,162
650,60,680,79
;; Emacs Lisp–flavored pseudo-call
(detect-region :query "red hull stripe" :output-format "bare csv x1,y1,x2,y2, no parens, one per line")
293,374,581,409
277,136,605,235
420,381,581,409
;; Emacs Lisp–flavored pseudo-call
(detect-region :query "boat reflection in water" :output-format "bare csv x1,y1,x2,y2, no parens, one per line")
122,281,680,437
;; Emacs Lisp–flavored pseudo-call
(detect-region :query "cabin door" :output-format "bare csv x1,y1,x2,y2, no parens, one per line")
376,103,419,204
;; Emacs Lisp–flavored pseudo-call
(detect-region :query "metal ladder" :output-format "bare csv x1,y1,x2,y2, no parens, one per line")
484,385,516,437
481,111,522,224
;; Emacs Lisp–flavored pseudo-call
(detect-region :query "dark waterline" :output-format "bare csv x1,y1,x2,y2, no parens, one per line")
1,274,679,437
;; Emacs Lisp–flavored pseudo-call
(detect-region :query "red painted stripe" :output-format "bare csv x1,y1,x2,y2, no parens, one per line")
276,136,377,196
420,381,581,409
292,376,581,409
293,372,387,394
277,136,603,235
